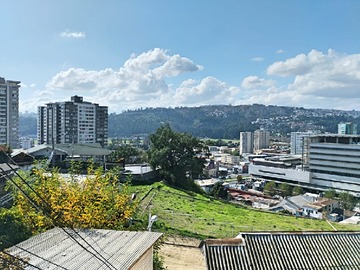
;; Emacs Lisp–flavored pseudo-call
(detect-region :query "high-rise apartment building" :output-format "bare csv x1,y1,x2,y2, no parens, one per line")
38,96,108,146
239,131,254,154
0,77,20,149
290,131,321,155
338,122,357,135
253,129,270,151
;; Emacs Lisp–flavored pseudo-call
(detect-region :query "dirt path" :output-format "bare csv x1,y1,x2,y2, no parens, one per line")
159,236,206,270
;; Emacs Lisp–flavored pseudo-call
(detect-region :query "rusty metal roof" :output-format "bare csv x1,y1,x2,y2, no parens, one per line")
201,231,360,270
7,227,162,270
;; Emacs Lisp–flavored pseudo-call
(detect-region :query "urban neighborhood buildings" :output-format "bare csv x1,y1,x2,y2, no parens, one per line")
239,129,270,154
249,134,360,197
37,96,108,146
0,77,20,149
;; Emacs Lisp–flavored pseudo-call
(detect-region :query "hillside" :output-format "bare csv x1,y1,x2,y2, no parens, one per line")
19,104,360,139
110,104,360,139
131,182,359,239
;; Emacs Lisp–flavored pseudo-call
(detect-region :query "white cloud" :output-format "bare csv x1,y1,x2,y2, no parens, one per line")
31,48,360,113
174,77,240,105
276,49,285,54
251,57,264,62
60,30,86,39
266,49,360,98
46,48,204,111
241,76,276,90
239,49,360,109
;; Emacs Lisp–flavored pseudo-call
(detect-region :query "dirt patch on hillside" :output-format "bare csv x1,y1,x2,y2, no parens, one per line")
159,236,206,270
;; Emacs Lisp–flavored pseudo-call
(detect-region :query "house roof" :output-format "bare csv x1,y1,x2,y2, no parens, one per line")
24,143,111,157
7,227,162,270
55,143,111,157
201,231,360,270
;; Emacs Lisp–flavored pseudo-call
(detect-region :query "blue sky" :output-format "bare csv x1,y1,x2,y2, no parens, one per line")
1,1,360,113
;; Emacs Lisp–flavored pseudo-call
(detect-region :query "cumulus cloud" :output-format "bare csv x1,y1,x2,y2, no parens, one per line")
174,77,240,105
241,76,276,90
266,49,360,98
46,48,207,111
38,48,360,113
60,30,86,39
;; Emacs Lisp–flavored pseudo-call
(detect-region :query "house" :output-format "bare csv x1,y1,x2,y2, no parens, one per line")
269,193,339,219
14,143,111,168
7,227,162,270
195,178,220,193
201,231,360,270
302,198,339,219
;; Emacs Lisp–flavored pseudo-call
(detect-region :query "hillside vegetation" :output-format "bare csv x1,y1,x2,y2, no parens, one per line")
20,104,360,139
108,104,360,139
132,183,359,239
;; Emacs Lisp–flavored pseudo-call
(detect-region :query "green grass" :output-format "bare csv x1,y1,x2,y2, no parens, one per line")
130,182,359,239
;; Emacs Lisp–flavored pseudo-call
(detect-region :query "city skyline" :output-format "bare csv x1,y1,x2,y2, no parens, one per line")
1,1,360,113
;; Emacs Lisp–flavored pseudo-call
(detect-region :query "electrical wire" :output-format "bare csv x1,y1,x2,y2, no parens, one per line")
1,155,118,270
2,239,69,270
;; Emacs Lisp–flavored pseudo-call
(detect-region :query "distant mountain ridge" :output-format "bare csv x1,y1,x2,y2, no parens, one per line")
20,104,360,139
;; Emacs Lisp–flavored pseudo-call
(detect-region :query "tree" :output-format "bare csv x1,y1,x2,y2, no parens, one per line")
9,163,136,233
292,186,303,195
264,181,276,196
107,144,143,164
279,183,293,197
338,192,357,211
324,189,337,199
210,181,228,199
0,209,32,270
0,208,32,250
147,124,205,189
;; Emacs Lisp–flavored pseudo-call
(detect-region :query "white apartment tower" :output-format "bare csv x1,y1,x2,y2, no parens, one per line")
253,129,270,151
0,77,20,149
38,96,108,146
338,122,357,135
239,131,254,154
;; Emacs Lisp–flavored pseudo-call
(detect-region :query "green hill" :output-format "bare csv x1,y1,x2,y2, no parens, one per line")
131,182,359,239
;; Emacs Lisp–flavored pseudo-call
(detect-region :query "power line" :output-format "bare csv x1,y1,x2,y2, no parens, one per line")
1,250,43,270
1,156,118,270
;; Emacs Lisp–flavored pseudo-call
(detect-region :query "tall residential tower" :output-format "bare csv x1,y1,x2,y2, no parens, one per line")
37,96,108,146
0,77,20,149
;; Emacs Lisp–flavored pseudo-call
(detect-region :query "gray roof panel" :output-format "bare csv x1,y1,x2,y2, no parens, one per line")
7,227,162,270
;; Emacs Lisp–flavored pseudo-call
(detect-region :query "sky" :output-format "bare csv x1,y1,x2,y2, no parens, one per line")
1,1,360,113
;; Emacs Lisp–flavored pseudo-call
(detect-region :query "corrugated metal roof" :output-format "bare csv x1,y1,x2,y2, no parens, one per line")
7,227,162,270
201,231,360,270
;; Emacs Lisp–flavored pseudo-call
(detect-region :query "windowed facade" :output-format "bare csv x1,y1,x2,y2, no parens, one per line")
0,77,20,148
37,96,108,146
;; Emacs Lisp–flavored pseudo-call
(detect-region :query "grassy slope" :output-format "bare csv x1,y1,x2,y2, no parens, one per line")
131,182,359,239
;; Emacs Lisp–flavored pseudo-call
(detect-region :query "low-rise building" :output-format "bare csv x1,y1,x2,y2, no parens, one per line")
201,231,360,270
7,227,162,270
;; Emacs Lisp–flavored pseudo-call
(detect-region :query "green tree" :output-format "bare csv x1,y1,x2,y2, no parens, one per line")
292,186,304,195
338,192,357,211
209,181,228,199
0,208,32,250
0,208,32,270
264,181,277,196
279,183,293,197
147,124,205,189
108,144,142,164
324,189,337,199
9,164,136,233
